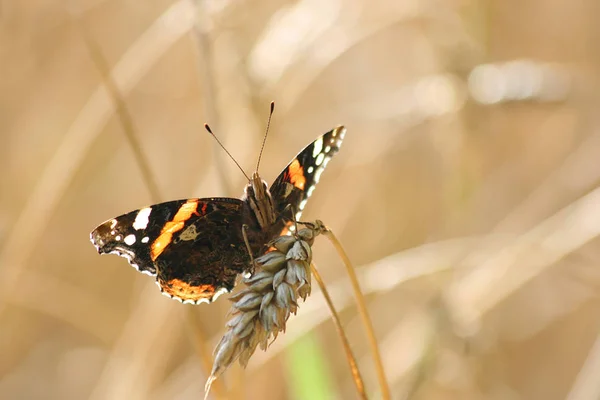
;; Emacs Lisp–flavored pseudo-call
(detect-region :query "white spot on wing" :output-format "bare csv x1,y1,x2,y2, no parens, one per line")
324,145,331,153
91,241,100,252
106,248,156,276
315,153,325,166
211,287,229,302
295,211,302,221
133,207,152,230
314,166,325,183
115,235,122,241
312,137,323,158
299,199,308,211
110,249,128,259
110,219,117,229
124,234,136,245
141,237,150,243
307,166,314,174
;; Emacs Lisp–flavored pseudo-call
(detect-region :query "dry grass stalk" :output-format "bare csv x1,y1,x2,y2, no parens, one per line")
185,308,228,399
75,18,162,203
322,226,391,400
310,262,367,399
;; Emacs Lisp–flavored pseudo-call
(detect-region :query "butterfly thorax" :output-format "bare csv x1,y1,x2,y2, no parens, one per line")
242,172,276,230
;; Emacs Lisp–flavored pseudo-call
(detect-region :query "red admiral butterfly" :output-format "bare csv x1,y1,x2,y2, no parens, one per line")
90,119,345,304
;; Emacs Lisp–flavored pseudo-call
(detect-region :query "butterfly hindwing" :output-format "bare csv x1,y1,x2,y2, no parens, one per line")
270,126,345,223
90,197,251,304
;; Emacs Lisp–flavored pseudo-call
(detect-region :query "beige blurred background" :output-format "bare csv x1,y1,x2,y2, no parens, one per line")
2,0,600,399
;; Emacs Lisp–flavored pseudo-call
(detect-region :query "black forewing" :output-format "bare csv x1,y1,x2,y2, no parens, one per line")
269,126,345,224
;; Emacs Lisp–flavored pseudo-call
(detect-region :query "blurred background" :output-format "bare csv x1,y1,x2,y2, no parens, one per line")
2,0,600,399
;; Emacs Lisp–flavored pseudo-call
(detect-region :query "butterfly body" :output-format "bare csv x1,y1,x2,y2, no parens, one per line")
90,126,345,304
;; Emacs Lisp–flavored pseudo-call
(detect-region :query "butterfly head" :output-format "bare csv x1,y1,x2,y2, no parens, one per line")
243,172,276,229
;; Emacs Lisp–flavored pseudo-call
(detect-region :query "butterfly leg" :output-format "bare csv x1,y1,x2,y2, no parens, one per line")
278,203,300,233
241,224,258,271
281,203,322,233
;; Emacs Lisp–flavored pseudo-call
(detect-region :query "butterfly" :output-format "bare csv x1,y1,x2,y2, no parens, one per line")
90,123,345,304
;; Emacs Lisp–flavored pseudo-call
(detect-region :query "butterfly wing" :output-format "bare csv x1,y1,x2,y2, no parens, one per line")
269,126,345,224
90,198,252,304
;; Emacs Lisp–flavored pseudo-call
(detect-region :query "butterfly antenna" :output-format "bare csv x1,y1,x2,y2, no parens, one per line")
204,124,251,181
256,101,275,172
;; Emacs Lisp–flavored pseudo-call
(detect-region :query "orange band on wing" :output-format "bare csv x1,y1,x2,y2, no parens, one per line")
288,159,306,190
150,200,200,260
161,278,216,301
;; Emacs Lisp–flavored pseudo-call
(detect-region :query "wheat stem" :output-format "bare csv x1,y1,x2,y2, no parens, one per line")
311,263,367,399
322,226,390,400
